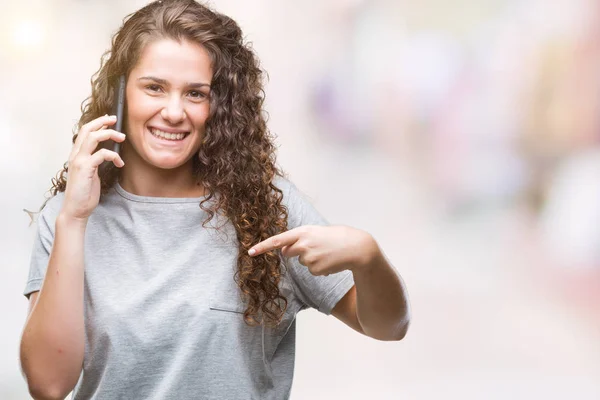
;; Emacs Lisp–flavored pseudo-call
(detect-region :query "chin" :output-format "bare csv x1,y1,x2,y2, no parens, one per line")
147,145,201,167
147,156,192,170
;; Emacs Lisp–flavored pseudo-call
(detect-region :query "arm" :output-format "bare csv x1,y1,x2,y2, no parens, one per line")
249,225,411,341
20,213,88,400
351,238,410,341
331,236,410,341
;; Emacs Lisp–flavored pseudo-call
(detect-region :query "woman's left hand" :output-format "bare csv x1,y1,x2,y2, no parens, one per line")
248,225,378,276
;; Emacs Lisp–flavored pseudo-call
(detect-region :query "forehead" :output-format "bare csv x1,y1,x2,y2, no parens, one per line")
131,38,213,83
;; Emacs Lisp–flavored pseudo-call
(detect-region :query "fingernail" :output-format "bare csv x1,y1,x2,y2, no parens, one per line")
109,115,117,119
248,248,256,256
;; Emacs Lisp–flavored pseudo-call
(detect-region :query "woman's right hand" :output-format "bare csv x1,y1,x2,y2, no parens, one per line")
60,114,126,222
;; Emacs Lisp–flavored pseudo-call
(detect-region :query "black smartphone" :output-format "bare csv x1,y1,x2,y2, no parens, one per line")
111,75,126,152
99,75,126,175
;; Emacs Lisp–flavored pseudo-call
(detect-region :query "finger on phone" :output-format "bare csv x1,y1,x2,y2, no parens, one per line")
90,148,125,169
72,115,117,158
82,129,125,155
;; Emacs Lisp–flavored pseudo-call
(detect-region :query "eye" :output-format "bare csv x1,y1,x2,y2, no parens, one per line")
146,84,163,92
188,90,207,99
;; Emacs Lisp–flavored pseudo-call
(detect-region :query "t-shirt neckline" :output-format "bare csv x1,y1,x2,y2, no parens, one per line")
114,181,208,204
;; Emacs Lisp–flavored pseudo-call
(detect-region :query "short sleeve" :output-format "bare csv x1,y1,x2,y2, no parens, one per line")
23,193,64,298
275,176,355,315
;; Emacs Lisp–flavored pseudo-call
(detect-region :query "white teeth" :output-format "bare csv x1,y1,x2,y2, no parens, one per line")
150,128,188,140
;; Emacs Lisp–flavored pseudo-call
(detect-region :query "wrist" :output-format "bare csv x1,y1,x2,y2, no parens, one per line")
56,212,89,230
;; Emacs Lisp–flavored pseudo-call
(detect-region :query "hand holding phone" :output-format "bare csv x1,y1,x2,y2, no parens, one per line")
63,115,126,220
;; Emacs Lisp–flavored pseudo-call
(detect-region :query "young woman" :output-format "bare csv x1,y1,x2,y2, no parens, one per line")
20,1,410,399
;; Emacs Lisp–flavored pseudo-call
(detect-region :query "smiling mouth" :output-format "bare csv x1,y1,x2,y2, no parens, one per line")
149,127,191,141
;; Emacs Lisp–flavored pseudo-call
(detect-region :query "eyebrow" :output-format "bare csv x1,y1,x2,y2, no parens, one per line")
137,76,211,89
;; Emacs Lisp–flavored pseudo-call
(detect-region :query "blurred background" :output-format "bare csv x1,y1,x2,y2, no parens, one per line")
2,0,600,399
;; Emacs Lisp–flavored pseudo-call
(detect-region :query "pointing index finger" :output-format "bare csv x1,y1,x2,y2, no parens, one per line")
248,229,300,256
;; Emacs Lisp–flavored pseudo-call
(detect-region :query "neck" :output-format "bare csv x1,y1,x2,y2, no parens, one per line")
118,149,204,198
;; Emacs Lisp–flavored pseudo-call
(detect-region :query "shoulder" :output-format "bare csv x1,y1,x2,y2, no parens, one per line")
271,174,305,214
271,174,312,206
43,191,65,213
271,174,327,228
271,174,293,197
36,191,66,225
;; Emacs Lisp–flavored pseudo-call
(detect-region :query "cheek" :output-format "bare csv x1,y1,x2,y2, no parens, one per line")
127,93,158,120
190,104,210,127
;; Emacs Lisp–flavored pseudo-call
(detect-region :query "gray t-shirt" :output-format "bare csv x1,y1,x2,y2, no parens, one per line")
24,176,355,400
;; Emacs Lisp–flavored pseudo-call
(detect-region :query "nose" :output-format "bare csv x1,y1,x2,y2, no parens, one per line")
160,95,186,124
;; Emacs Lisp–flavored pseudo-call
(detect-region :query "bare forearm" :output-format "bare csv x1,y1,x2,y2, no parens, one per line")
352,240,410,341
20,213,87,397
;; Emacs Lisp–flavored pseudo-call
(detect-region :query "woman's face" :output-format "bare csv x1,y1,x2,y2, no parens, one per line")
123,38,213,170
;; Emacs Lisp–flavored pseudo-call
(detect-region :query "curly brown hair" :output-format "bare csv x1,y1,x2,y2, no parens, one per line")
47,0,290,328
